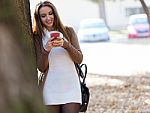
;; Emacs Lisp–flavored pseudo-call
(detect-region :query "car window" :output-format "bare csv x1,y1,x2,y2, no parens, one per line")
132,18,148,25
81,22,106,29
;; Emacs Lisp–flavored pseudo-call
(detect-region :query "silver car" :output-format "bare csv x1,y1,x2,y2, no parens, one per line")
77,18,110,42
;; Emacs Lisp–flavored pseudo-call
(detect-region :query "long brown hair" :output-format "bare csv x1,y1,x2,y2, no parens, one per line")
33,1,69,40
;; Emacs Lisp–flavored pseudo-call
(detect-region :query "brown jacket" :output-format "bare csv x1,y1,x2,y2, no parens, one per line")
33,27,83,74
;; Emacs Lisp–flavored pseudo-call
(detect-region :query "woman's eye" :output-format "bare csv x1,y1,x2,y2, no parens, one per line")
41,15,46,18
49,12,53,15
40,14,46,18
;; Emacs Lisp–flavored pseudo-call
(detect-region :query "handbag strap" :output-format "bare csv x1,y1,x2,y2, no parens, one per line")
80,64,87,83
75,64,87,84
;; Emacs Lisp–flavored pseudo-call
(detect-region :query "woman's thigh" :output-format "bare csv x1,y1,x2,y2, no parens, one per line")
61,103,80,113
46,105,61,113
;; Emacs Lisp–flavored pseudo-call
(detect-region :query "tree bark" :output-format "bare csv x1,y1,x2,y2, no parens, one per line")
139,0,150,25
0,0,47,113
98,0,107,25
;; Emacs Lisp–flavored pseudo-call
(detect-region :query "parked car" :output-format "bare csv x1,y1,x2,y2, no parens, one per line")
127,14,150,38
77,18,110,42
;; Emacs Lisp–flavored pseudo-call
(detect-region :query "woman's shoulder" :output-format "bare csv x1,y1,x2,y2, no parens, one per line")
65,25,74,31
65,26,76,36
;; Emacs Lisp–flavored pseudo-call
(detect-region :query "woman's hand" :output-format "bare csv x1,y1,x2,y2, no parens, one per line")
44,39,53,52
44,37,64,52
51,37,64,47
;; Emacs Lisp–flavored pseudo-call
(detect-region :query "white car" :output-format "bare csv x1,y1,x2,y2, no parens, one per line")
77,18,110,42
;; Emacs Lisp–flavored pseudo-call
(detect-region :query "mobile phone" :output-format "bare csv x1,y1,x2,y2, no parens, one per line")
51,32,60,38
50,31,63,41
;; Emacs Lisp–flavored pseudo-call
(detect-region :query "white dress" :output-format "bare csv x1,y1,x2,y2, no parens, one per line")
42,30,82,105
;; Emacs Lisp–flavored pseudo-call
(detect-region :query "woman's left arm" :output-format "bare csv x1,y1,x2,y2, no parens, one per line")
62,27,83,64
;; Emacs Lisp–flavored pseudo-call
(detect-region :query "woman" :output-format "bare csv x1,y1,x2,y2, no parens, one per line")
32,1,83,113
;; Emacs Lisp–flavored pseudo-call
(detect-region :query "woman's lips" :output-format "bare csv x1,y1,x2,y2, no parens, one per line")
47,20,53,24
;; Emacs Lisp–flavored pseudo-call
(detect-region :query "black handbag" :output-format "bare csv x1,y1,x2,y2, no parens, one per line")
75,64,90,112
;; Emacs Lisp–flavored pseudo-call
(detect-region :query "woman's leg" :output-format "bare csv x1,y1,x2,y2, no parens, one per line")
46,105,61,113
61,103,80,113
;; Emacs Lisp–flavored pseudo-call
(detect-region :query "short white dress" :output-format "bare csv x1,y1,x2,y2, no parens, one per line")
42,29,82,105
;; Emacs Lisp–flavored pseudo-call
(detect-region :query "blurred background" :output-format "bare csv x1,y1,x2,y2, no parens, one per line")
30,0,150,112
30,0,150,30
30,0,150,76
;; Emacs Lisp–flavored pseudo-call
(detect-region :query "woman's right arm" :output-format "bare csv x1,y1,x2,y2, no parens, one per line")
33,34,49,72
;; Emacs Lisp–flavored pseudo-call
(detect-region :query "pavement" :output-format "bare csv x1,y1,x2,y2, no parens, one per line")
81,29,150,87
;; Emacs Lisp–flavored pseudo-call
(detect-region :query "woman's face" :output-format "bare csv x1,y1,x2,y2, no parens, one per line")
39,6,54,31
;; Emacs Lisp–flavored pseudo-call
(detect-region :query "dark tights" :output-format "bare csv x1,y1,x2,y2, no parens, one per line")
46,103,80,113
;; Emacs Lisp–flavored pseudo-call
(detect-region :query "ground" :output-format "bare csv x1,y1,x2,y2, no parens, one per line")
85,73,150,113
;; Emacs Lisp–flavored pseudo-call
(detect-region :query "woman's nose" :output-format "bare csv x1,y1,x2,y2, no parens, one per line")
46,15,51,20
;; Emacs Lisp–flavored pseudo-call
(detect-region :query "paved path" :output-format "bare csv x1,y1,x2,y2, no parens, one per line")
80,34,150,76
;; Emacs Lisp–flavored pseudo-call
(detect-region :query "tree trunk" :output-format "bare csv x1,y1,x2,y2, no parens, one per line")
0,0,47,113
139,0,150,25
98,0,107,25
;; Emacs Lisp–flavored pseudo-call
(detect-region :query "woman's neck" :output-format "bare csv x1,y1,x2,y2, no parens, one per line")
46,27,54,31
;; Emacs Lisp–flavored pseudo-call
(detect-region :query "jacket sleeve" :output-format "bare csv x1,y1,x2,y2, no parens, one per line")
33,34,49,72
63,27,83,64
